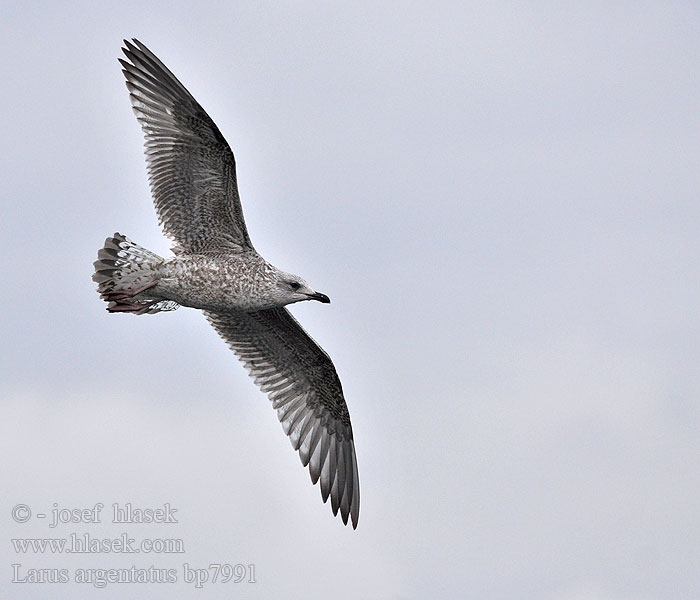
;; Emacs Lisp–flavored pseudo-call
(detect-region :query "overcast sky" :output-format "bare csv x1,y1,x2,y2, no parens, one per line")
1,2,699,599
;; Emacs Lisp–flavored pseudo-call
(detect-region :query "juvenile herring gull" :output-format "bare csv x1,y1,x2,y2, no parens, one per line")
93,39,360,528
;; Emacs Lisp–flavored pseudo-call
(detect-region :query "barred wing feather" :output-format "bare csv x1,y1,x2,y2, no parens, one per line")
120,39,253,253
205,308,360,528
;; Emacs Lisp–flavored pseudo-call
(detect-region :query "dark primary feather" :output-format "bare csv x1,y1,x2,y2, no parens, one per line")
205,308,360,529
119,39,360,528
120,39,254,253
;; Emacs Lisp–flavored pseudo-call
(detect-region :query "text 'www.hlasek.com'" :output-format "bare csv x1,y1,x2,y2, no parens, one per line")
9,502,257,588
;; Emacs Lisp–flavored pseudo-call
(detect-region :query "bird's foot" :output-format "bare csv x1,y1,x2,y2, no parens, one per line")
103,281,157,301
107,298,162,314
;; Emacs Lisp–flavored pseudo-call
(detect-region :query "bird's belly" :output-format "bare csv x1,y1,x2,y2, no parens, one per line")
154,258,261,312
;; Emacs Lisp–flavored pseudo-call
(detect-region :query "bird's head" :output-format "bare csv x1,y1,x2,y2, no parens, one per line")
268,268,330,307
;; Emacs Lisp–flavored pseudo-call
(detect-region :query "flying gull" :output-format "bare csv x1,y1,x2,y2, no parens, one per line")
93,39,360,528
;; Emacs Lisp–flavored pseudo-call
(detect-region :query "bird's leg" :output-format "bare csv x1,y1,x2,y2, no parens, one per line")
104,281,158,301
107,298,162,314
107,301,142,312
128,281,158,296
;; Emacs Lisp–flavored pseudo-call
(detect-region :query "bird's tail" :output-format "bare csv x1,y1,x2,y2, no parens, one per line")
92,233,179,315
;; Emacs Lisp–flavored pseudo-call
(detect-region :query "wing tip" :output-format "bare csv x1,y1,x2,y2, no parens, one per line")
312,433,360,529
121,38,137,56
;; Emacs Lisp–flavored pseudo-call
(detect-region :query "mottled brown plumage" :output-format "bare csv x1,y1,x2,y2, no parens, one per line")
93,39,359,528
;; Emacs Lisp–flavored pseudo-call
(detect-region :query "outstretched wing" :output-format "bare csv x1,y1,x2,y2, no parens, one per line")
205,308,360,529
120,39,254,253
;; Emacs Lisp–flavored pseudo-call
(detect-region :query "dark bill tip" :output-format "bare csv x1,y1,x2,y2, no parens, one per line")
309,292,331,304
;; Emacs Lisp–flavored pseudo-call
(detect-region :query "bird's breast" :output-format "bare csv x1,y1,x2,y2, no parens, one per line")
155,255,271,312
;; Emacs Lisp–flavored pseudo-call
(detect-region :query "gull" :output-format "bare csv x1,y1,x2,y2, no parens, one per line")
93,39,359,528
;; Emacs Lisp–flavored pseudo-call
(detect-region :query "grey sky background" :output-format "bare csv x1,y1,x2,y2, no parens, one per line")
1,1,699,598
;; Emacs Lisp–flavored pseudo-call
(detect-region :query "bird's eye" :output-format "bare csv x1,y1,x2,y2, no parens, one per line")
289,281,301,291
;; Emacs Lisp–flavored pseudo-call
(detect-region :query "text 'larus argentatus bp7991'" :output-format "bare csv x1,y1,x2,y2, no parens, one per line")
93,39,360,529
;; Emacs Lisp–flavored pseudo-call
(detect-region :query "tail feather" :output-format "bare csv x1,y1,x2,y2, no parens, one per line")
93,233,179,315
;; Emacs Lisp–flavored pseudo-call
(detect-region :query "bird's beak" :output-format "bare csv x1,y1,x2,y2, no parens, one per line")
308,292,331,304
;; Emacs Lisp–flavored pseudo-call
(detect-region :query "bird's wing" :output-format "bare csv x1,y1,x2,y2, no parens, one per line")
205,307,360,528
120,39,254,253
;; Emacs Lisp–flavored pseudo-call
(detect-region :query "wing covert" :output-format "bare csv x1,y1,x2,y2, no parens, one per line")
121,39,253,253
205,307,360,529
